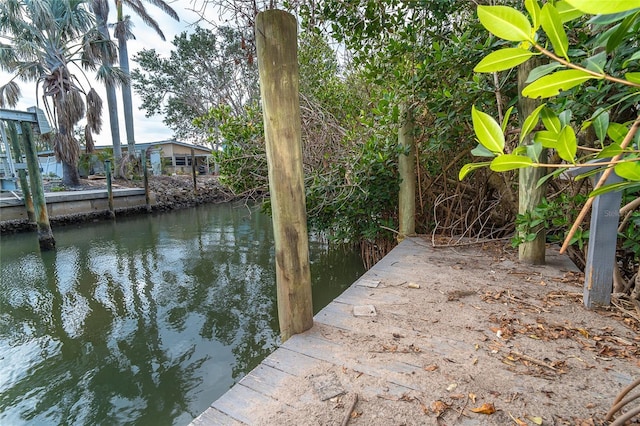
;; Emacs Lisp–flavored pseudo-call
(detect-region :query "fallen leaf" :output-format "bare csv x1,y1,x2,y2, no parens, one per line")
424,364,438,372
446,383,457,392
471,402,496,415
430,400,449,416
527,415,543,425
469,393,477,403
450,393,466,399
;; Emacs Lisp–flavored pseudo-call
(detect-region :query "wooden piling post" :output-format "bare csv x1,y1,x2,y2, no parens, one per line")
398,104,415,241
7,122,35,222
518,58,546,264
191,147,197,195
142,148,151,212
256,9,313,342
105,159,115,219
21,122,55,250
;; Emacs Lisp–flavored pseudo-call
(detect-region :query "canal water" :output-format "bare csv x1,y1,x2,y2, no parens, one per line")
0,203,364,425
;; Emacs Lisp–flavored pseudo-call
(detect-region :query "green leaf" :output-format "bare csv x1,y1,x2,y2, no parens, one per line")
625,72,640,84
564,0,640,15
472,105,505,154
559,110,572,127
607,12,640,53
534,130,559,148
555,0,585,22
541,107,562,133
526,63,565,83
614,158,640,181
623,50,640,67
596,143,623,158
541,3,569,60
490,154,533,172
537,168,567,188
520,103,547,142
590,181,640,197
557,125,577,163
522,69,598,99
608,122,628,143
477,5,533,42
502,106,514,133
525,0,542,29
591,109,609,143
471,144,497,158
526,141,544,162
459,161,492,180
474,48,534,72
584,51,607,73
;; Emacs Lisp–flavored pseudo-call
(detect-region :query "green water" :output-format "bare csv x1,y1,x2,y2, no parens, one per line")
0,203,364,425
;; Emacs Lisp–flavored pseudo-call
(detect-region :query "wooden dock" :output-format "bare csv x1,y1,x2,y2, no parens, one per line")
190,237,640,425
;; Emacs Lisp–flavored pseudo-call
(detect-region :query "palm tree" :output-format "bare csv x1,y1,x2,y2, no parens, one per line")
113,0,179,164
0,0,107,187
92,0,124,176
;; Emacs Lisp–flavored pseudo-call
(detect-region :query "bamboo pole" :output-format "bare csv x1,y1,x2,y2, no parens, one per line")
21,122,55,250
518,58,546,264
398,104,416,241
7,122,35,222
256,9,313,342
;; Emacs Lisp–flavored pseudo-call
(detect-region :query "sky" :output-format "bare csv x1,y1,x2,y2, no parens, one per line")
0,2,210,147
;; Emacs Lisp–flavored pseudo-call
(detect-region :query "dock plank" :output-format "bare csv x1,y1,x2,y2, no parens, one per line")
210,384,278,425
237,364,295,398
190,407,245,426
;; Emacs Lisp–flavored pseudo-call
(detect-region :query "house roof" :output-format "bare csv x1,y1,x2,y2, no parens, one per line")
94,139,213,155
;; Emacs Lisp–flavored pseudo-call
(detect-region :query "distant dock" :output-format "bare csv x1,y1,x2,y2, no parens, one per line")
191,237,639,425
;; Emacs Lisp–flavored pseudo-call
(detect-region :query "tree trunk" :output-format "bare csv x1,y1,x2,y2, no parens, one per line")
518,57,547,264
94,3,122,178
256,9,313,342
119,36,136,155
62,161,80,187
398,103,415,240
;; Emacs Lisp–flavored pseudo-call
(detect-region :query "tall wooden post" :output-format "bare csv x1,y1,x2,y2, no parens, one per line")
7,122,35,222
142,148,151,212
191,147,197,195
21,122,55,250
398,104,416,241
518,58,546,264
256,9,313,342
105,159,115,219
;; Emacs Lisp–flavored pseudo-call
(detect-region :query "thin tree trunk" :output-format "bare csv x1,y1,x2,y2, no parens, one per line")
518,57,546,264
119,37,136,155
256,9,313,342
94,2,122,178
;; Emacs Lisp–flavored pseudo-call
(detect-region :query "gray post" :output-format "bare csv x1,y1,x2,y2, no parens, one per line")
569,161,622,308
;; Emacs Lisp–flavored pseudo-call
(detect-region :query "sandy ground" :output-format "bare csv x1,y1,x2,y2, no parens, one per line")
232,238,640,426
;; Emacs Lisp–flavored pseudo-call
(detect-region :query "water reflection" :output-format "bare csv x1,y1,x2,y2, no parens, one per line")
0,203,364,425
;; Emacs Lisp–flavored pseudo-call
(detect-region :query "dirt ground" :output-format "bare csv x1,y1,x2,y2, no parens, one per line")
238,238,640,426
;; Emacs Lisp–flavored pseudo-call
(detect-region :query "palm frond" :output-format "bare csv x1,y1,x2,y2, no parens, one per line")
84,124,94,153
0,81,21,107
86,87,103,133
95,64,130,87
